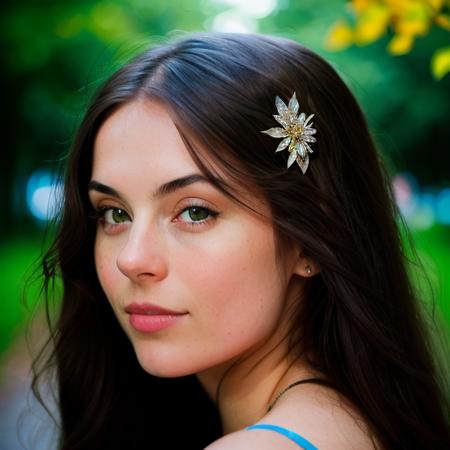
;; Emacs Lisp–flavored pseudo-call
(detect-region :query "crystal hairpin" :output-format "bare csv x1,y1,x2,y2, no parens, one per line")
261,92,317,174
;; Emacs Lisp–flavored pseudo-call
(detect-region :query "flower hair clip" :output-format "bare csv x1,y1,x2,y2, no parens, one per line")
261,92,317,174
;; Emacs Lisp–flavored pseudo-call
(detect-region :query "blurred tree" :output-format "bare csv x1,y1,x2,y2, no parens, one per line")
0,0,214,233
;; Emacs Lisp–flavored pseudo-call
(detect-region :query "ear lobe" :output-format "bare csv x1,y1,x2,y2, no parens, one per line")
293,256,320,278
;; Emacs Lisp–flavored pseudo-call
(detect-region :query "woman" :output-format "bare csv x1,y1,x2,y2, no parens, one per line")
31,32,450,449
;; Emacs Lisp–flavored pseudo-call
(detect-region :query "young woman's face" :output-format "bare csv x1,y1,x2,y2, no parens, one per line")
89,99,302,378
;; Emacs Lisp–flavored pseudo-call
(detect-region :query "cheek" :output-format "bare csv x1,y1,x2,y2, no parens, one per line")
175,225,285,342
94,234,120,299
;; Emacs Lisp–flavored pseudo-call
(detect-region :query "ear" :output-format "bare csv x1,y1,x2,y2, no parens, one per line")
292,250,321,278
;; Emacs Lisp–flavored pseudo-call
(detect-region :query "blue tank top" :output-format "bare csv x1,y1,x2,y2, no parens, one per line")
246,424,318,450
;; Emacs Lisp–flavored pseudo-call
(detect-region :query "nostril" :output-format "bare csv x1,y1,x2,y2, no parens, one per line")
137,272,156,279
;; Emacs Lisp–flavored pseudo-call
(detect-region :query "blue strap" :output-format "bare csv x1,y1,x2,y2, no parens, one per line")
246,424,318,450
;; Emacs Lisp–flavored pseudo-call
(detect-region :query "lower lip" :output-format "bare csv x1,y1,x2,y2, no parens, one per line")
128,313,186,333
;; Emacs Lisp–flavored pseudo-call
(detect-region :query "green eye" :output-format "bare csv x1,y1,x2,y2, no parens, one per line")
112,208,128,222
188,206,209,221
178,205,218,224
103,208,130,224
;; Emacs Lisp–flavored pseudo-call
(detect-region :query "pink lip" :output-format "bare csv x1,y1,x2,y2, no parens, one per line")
125,303,188,333
125,302,186,315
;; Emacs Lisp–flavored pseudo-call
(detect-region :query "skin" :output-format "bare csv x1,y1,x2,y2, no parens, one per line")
89,98,376,449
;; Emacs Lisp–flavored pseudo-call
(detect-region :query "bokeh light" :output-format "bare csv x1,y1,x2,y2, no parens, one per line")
26,169,63,222
436,188,450,225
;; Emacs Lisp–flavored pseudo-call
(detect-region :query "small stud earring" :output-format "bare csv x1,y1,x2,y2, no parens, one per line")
305,265,313,275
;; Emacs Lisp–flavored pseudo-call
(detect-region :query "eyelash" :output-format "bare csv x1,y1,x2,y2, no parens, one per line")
89,202,219,233
174,203,220,228
88,207,129,232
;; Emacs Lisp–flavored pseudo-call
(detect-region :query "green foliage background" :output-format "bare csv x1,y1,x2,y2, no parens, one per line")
0,0,449,370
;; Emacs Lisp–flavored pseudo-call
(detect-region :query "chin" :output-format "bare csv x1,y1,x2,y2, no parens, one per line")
131,345,197,378
137,360,196,378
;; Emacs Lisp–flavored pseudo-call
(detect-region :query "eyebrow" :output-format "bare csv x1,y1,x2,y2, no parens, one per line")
87,174,214,200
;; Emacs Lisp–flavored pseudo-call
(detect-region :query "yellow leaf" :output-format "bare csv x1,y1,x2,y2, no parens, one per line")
395,17,430,36
387,33,414,55
325,20,353,51
435,14,450,30
426,0,444,11
431,46,450,80
351,0,372,14
354,4,390,45
394,1,431,36
386,0,411,16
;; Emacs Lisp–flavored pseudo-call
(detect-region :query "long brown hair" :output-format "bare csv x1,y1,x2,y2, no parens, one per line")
30,32,450,449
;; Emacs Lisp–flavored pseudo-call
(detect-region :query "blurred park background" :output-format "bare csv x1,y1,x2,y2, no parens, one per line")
0,0,449,449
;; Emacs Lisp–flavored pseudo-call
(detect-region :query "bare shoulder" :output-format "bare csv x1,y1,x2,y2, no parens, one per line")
204,383,381,450
203,427,302,450
267,382,381,449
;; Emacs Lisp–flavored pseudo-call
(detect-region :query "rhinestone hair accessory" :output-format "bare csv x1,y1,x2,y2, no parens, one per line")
261,92,317,174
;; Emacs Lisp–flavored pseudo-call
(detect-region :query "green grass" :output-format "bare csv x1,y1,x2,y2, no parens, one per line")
0,235,44,356
411,224,450,326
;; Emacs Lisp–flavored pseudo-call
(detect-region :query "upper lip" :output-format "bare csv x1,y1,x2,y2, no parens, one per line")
125,302,186,315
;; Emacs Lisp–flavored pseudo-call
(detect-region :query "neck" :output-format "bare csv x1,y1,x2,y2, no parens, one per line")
196,331,317,434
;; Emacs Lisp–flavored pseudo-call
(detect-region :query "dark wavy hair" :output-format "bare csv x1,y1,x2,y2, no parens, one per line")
29,32,450,449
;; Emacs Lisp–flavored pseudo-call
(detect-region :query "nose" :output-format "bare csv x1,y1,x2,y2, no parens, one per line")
116,222,168,283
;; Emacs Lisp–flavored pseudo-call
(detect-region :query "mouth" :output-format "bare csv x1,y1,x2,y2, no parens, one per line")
124,302,187,316
127,312,187,333
124,301,188,333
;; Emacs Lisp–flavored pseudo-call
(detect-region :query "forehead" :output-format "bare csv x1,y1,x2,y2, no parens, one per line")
91,98,270,217
92,99,199,180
